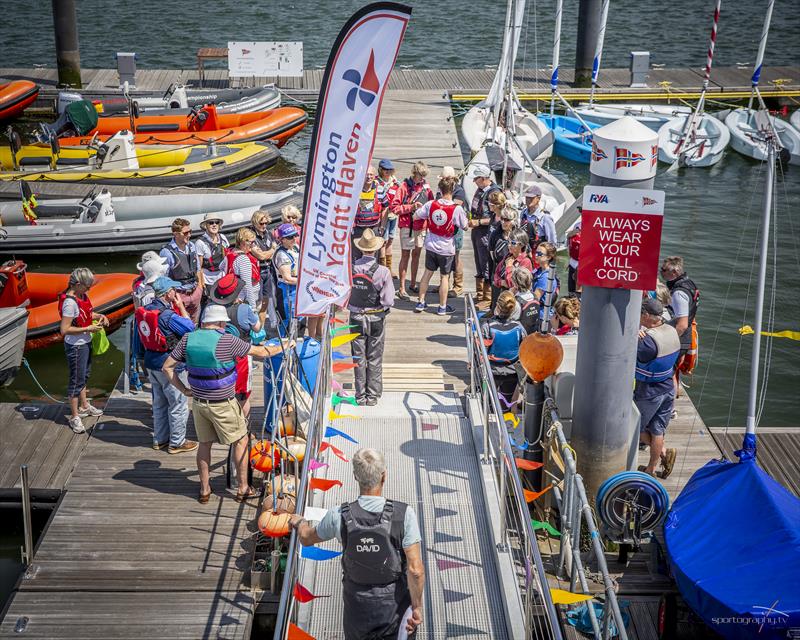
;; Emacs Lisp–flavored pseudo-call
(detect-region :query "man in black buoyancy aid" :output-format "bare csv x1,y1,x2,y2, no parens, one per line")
195,213,230,299
348,228,395,406
289,448,425,639
469,165,501,308
160,217,203,325
661,256,699,390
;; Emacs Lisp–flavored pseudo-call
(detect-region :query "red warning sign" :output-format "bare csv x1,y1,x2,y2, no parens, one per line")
577,186,664,290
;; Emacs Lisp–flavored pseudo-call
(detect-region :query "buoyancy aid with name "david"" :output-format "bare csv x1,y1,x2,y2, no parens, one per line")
185,329,237,392
58,292,93,328
340,500,407,586
348,262,382,310
225,251,259,285
635,323,681,383
426,199,458,237
354,187,382,228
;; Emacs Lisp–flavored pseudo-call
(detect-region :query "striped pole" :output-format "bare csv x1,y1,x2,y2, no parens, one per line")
588,0,610,108
700,0,722,94
550,0,563,116
749,0,774,110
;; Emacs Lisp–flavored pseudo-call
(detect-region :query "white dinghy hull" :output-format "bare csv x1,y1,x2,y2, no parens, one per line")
574,103,693,132
726,108,800,165
658,113,730,167
462,103,552,165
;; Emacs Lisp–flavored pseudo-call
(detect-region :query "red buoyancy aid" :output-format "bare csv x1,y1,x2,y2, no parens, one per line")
397,178,432,231
354,188,382,228
225,251,259,285
135,306,169,352
426,200,458,237
568,232,581,261
58,292,93,328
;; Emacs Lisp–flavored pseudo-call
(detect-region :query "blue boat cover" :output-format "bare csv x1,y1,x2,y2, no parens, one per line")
665,458,800,639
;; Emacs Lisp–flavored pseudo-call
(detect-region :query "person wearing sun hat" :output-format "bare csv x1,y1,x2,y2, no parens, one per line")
133,251,169,309
273,222,301,333
195,212,230,296
348,228,395,406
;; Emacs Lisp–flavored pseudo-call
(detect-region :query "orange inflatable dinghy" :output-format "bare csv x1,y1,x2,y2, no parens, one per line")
0,260,136,350
58,104,307,148
0,81,39,121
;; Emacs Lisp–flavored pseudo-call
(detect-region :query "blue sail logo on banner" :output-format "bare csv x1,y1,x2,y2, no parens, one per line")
343,50,380,110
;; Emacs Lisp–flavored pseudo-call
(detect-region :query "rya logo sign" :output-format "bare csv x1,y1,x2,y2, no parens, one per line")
589,193,609,204
342,50,380,111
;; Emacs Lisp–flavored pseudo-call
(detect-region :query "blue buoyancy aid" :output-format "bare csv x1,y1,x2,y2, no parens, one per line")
484,318,525,365
635,323,680,383
185,329,237,391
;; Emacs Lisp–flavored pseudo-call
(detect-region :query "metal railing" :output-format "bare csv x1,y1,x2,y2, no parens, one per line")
542,400,629,640
273,310,333,639
465,295,563,640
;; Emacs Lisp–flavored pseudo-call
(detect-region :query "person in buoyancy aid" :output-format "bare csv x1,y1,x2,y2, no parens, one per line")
136,276,198,454
510,266,540,335
493,228,533,294
224,227,261,314
553,296,580,336
208,273,262,420
635,298,680,479
520,184,557,246
391,160,434,300
288,448,425,640
272,204,303,242
481,290,528,406
248,208,279,333
566,219,582,296
162,304,294,504
661,256,700,394
195,213,230,299
348,228,395,406
160,217,203,325
531,241,560,314
469,165,502,309
273,223,301,334
58,267,109,434
375,158,400,273
133,251,168,310
412,176,468,315
352,165,383,262
437,165,468,297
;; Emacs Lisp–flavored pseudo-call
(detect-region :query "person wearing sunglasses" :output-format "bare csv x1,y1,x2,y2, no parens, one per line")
493,229,533,292
486,204,518,309
196,213,230,299
273,204,303,242
531,242,559,306
160,218,202,324
248,207,279,332
224,227,261,314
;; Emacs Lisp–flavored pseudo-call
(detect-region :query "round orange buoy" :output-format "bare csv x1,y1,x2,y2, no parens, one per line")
258,510,291,538
266,475,297,498
272,494,297,515
249,440,279,473
519,332,564,382
279,436,307,463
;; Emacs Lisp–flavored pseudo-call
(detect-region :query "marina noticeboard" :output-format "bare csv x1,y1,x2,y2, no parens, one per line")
578,185,665,290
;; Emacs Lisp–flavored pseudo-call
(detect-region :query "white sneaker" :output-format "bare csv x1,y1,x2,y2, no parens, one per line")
79,402,103,417
68,416,86,434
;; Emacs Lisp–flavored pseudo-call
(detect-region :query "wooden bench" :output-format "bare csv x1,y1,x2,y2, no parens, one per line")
196,47,228,86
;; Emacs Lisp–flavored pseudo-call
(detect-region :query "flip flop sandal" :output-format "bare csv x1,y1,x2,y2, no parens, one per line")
660,448,677,479
235,487,259,503
198,491,212,504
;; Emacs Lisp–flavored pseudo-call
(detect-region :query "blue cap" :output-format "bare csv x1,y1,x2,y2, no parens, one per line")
277,223,299,239
378,158,394,170
152,276,182,297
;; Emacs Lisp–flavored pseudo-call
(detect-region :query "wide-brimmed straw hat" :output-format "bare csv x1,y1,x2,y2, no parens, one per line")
354,227,385,253
209,273,245,305
199,212,224,230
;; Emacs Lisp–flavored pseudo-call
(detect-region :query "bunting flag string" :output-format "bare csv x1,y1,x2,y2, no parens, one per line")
320,442,350,462
333,361,359,373
331,392,359,407
330,324,358,336
301,545,343,561
294,582,331,603
532,519,562,537
514,458,543,471
331,379,344,392
328,409,358,421
331,333,360,348
523,485,553,503
287,622,316,640
308,459,328,471
309,477,343,492
324,426,359,443
549,588,594,605
330,317,348,325
332,352,360,361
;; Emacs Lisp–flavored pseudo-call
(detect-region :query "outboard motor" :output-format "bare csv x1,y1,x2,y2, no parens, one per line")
168,85,189,109
56,91,84,115
80,188,115,224
92,131,139,171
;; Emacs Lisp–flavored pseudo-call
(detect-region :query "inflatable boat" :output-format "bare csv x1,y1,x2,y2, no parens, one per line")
51,102,307,148
0,260,136,350
0,186,299,254
0,131,280,190
0,81,39,121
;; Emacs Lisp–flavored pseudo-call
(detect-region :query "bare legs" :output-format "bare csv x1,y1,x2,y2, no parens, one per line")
196,433,250,496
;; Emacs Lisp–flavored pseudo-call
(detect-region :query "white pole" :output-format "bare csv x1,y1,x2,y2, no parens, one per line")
748,0,775,111
550,0,563,117
503,0,525,187
489,0,515,141
588,0,610,108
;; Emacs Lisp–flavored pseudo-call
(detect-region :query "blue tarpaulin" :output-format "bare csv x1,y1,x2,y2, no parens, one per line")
665,458,800,639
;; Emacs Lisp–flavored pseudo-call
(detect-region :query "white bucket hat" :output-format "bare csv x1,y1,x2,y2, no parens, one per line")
202,304,230,325
141,257,169,284
137,250,167,273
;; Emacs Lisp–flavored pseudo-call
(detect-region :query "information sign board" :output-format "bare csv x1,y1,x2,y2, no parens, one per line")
228,41,303,78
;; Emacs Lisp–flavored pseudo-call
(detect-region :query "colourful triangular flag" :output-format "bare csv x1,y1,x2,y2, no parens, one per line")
300,546,342,561
309,477,342,492
514,457,543,471
331,379,344,392
320,442,349,462
532,519,561,537
331,333,360,348
324,426,359,443
330,324,357,336
523,485,552,503
549,588,593,605
308,459,328,471
436,558,469,571
332,351,360,361
513,439,529,451
330,317,347,325
503,412,520,428
331,392,359,407
287,622,316,640
333,361,358,373
294,582,330,603
328,409,358,421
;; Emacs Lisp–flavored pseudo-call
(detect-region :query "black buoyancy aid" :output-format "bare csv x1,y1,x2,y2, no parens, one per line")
197,236,226,272
250,227,274,272
515,293,539,334
340,499,407,586
349,262,382,310
164,243,198,284
225,303,251,343
667,274,699,349
471,183,500,220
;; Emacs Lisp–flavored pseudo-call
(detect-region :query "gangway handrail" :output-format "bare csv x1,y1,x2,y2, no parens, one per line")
274,309,332,639
465,295,562,640
542,399,630,640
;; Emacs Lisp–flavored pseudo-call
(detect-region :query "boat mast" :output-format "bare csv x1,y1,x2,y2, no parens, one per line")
503,0,526,188
489,0,515,142
550,0,563,117
588,0,610,108
744,133,776,439
748,0,775,112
